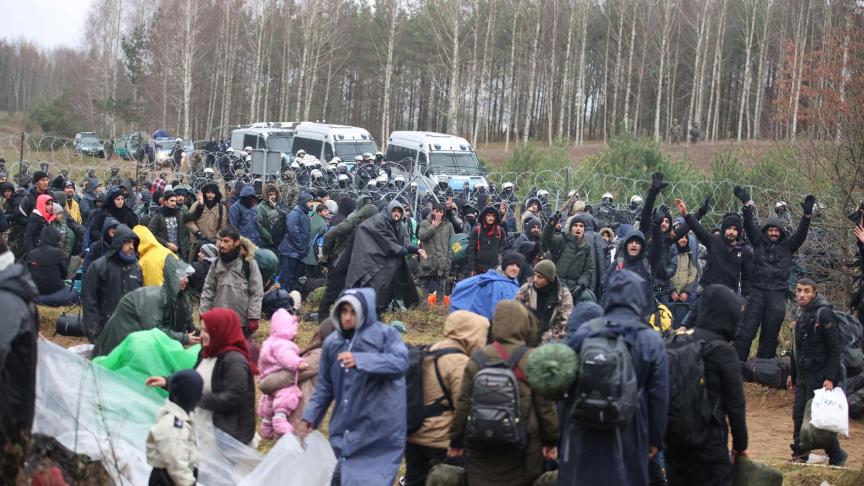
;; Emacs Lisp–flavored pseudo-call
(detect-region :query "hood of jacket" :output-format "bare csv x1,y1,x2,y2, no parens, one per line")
134,224,164,258
239,236,258,263
491,300,536,345
239,185,257,199
441,310,489,355
35,194,56,222
617,228,646,261
601,269,648,317
565,301,604,337
803,292,832,314
0,181,15,195
386,199,404,216
162,255,185,300
0,261,39,303
332,288,378,337
761,216,789,240
269,308,298,340
297,191,313,209
696,284,745,341
101,216,121,241
103,187,124,204
721,212,743,235
525,197,542,211
84,176,100,195
579,213,600,232
478,206,501,227
39,225,61,248
108,224,138,257
524,217,542,234
201,182,223,204
336,197,355,218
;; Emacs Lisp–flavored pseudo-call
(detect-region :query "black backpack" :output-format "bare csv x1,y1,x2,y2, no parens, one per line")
465,343,529,450
665,332,716,448
406,345,465,435
268,206,289,244
833,310,864,374
570,318,641,429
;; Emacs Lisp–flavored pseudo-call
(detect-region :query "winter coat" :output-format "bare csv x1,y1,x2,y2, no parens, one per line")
743,206,810,291
515,277,574,343
146,400,198,486
468,206,505,273
603,229,657,315
302,288,410,486
321,203,378,265
686,284,749,454
198,350,257,444
83,217,120,271
133,225,175,287
23,195,55,253
0,258,39,449
581,214,610,296
25,226,67,295
449,269,520,322
543,217,594,291
287,347,322,431
82,225,143,338
417,212,455,278
92,256,193,357
148,208,192,260
256,197,285,250
258,310,304,423
560,270,669,486
685,213,753,296
408,311,489,449
304,213,328,265
186,184,228,243
279,194,312,259
345,201,419,308
229,186,260,245
88,188,138,243
791,293,842,384
449,301,559,486
199,238,263,326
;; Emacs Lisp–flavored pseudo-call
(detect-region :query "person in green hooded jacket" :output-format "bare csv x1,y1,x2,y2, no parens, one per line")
93,256,197,357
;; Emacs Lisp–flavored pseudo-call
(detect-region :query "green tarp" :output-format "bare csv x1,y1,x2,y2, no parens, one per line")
93,329,200,397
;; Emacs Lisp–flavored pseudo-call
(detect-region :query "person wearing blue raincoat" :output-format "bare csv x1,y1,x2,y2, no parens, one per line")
449,259,521,322
298,288,409,486
558,270,669,486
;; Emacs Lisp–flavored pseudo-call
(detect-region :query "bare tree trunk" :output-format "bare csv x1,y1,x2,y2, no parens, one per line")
737,0,758,141
504,1,521,151
522,7,542,143
380,0,398,140
611,0,626,136
632,9,649,137
622,5,637,134
752,0,772,139
474,0,496,146
558,0,575,140
687,0,710,138
653,0,675,142
574,1,588,145
789,1,810,142
601,3,612,141
181,1,197,140
546,0,559,144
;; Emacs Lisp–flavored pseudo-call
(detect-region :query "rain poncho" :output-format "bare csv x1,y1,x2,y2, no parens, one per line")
302,288,409,486
449,269,520,321
134,224,175,287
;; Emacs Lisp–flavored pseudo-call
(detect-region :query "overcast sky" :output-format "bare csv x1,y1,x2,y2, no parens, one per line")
1,0,92,49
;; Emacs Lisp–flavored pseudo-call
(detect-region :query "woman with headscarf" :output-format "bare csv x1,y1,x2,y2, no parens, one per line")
23,194,55,252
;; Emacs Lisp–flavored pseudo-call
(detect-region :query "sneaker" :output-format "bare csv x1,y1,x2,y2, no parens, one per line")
829,448,848,467
790,443,809,463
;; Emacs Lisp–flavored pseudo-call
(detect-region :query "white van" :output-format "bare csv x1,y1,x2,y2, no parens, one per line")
385,131,487,191
230,122,297,154
290,122,378,164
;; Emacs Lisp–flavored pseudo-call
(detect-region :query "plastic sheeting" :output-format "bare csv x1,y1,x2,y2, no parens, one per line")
33,340,275,486
238,432,336,486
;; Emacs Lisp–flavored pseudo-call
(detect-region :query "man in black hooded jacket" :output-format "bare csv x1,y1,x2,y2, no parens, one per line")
0,235,39,479
665,284,748,485
734,187,814,361
468,206,505,275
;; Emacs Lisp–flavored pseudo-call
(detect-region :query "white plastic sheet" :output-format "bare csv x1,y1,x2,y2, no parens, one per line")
33,340,266,485
238,432,336,486
810,387,850,437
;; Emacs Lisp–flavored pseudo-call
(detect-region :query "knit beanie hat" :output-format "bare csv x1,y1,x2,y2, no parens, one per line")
534,259,557,281
167,369,204,413
500,251,526,273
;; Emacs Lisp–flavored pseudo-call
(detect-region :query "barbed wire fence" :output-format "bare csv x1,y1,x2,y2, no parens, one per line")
2,132,859,299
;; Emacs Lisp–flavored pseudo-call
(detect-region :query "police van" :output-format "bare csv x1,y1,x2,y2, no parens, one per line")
385,131,487,192
290,122,379,165
230,122,297,155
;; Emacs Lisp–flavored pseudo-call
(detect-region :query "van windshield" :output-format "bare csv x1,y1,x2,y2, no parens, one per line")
335,141,378,159
429,152,482,175
267,135,293,153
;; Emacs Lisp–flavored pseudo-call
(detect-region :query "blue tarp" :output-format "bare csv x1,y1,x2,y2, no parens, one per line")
449,269,519,321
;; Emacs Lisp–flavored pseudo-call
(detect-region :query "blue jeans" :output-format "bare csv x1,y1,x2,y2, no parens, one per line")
278,255,305,292
35,286,80,306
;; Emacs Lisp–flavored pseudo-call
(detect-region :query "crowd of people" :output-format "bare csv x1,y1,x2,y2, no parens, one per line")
1,158,863,486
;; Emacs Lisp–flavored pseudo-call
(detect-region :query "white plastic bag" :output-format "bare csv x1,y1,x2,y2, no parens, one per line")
810,387,849,437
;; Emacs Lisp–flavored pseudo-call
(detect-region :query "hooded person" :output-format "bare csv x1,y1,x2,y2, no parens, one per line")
511,217,545,264
189,243,218,294
560,270,669,486
88,187,138,243
186,182,228,246
82,224,143,339
735,194,814,361
515,259,574,344
330,197,356,227
134,225,177,287
405,311,490,486
467,206,505,275
0,237,39,478
449,255,521,324
146,370,203,486
228,185,260,245
278,192,313,291
23,194,56,253
345,200,422,312
662,217,701,326
448,301,559,486
563,301,604,344
256,184,286,250
258,309,305,438
665,284,748,486
299,288,410,486
92,257,194,357
83,217,120,271
25,226,78,306
417,203,456,300
543,212,595,300
578,213,611,299
604,228,656,317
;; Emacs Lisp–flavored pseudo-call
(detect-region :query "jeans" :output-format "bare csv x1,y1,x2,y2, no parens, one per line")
278,255,305,292
35,286,81,306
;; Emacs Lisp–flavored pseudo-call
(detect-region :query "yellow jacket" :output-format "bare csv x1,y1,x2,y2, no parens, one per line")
133,225,175,287
146,400,198,486
65,198,82,224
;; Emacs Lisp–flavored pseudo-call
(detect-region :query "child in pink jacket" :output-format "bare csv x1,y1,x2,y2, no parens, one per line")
258,309,306,437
